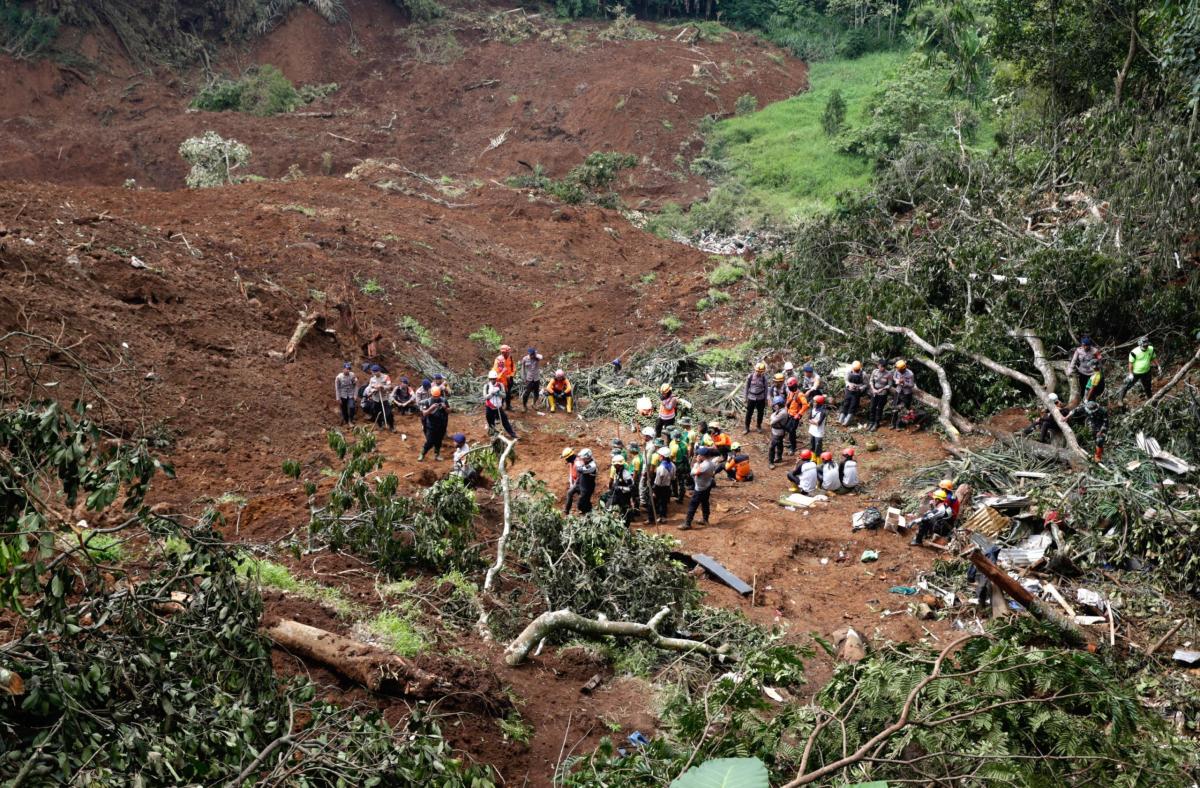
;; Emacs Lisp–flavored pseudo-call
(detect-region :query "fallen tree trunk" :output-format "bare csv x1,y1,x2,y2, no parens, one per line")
283,310,320,363
964,549,1089,646
265,619,444,696
504,606,733,666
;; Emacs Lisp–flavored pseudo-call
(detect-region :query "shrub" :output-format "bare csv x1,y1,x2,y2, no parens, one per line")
708,262,745,286
660,315,683,333
597,5,656,42
179,131,251,188
469,325,504,350
365,611,426,656
0,2,59,59
397,0,444,22
358,278,385,296
821,88,847,137
398,315,434,347
734,93,759,116
192,65,300,116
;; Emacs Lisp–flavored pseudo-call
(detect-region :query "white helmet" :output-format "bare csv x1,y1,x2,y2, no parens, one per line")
487,369,499,379
579,448,593,459
783,361,795,372
657,447,671,458
641,426,656,439
1047,393,1059,403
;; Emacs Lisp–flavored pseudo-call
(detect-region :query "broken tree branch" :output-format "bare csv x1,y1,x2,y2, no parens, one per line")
284,310,320,363
915,355,963,442
482,436,518,593
504,606,732,666
1145,619,1185,657
963,549,1088,646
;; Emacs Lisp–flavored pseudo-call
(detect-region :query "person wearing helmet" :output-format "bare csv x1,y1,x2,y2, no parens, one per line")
547,369,574,413
781,361,796,379
768,396,788,468
724,442,754,482
575,448,598,514
1067,336,1100,403
607,455,637,523
519,347,545,411
784,376,810,455
656,382,678,437
418,384,450,461
562,448,582,514
819,451,841,492
744,362,769,433
867,358,891,432
910,489,953,546
669,427,690,502
840,360,867,427
808,394,828,455
768,371,787,405
683,446,718,530
891,360,915,430
1023,392,1067,444
483,369,517,439
786,450,819,495
492,345,516,410
334,362,358,426
625,441,653,524
709,423,732,462
652,446,676,520
838,447,859,490
431,373,452,401
1119,336,1159,402
800,364,822,399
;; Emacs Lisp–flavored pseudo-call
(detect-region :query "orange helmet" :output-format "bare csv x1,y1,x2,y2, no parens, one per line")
820,451,833,462
499,344,511,353
939,479,955,491
896,360,907,370
851,360,863,371
800,450,813,460
430,386,443,397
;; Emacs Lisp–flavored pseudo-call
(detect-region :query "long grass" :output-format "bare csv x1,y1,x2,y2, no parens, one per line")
710,50,907,223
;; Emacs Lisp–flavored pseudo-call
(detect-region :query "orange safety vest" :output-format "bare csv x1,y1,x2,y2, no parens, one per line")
659,395,676,419
726,455,752,481
712,432,732,450
549,377,573,394
786,390,809,419
493,354,515,384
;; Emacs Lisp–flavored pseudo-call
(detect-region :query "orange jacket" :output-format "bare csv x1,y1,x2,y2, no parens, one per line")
548,377,573,395
786,390,809,419
493,354,515,384
711,432,732,450
726,454,752,481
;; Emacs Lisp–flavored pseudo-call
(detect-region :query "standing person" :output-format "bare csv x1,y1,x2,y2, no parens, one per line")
484,370,517,439
768,372,787,406
800,364,822,399
626,442,649,524
840,361,866,426
784,377,809,455
669,428,690,503
838,447,859,490
562,448,581,514
1077,400,1109,462
418,386,449,462
808,394,828,454
819,451,841,492
334,362,358,426
652,447,675,520
890,360,915,430
576,448,598,514
744,362,769,433
492,345,516,410
1067,337,1099,403
786,450,819,495
867,359,891,432
656,383,678,437
450,433,481,486
519,347,544,411
431,373,452,402
1119,337,1159,401
780,360,796,381
1084,355,1106,403
547,369,574,414
768,396,788,469
414,378,433,443
682,447,717,531
608,456,636,524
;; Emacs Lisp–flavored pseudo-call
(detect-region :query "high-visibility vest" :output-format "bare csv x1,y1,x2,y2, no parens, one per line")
493,354,515,383
727,454,752,481
659,395,676,419
549,378,572,394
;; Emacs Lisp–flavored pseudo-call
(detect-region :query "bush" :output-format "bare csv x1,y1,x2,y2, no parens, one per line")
734,93,759,116
399,315,434,347
821,89,846,136
708,262,745,286
1,2,59,58
192,65,300,116
660,315,683,333
397,0,444,22
469,325,504,351
179,131,252,188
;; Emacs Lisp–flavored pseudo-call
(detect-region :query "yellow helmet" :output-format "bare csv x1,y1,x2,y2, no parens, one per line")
773,372,785,382
932,489,948,501
896,360,907,370
755,362,767,372
660,383,672,395
561,447,575,459
939,479,955,491
851,360,863,371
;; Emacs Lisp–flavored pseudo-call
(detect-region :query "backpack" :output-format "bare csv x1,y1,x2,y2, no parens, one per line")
860,507,883,530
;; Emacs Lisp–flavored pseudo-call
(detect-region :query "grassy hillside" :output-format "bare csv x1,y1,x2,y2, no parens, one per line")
711,50,906,221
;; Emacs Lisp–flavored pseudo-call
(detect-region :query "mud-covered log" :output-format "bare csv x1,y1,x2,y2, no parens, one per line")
264,619,444,696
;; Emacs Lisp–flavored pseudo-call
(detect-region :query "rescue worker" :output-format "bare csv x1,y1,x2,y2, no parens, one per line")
669,427,690,503
492,345,516,410
547,369,574,413
800,364,822,399
744,362,769,433
519,347,544,411
562,448,581,514
682,446,717,530
784,376,809,454
390,377,417,415
838,447,859,490
840,361,866,426
891,360,915,430
414,378,433,442
808,394,828,455
450,433,480,486
768,396,788,468
725,442,753,481
1023,392,1067,443
768,372,788,407
709,423,732,462
334,362,358,426
626,441,650,524
910,489,953,546
656,383,678,436
432,373,452,401
608,455,636,524
652,446,675,520
867,358,891,432
938,479,961,520
363,364,394,431
819,451,841,492
576,448,598,514
1067,337,1099,402
787,450,819,495
1119,336,1159,402
1084,355,1106,403
484,369,517,439
780,360,796,380
418,385,449,462
1078,399,1109,462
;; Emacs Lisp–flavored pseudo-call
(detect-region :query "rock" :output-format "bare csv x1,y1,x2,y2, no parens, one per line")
832,626,868,663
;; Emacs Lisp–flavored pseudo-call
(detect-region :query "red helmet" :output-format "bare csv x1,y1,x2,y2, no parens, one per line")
786,376,799,387
800,450,813,460
842,447,855,457
820,451,833,462
814,395,826,405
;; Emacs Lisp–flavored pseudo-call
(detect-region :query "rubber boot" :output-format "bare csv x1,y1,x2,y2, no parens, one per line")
1094,447,1103,462
417,452,426,462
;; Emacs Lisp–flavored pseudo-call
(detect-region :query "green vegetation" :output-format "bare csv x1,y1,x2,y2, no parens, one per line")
497,712,534,744
508,152,639,208
237,556,359,616
281,204,315,217
659,315,682,333
80,531,123,563
469,325,504,351
358,277,385,296
179,131,252,189
191,65,337,117
0,0,59,59
395,0,445,23
399,315,435,347
733,92,758,115
365,611,427,656
707,261,746,287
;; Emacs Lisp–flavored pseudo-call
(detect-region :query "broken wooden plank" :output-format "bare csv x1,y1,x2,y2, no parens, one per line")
691,553,752,596
580,673,604,694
